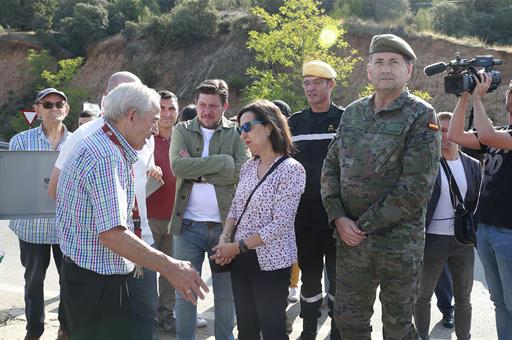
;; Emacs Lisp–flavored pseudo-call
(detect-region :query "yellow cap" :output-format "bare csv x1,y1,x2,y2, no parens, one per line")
303,60,336,79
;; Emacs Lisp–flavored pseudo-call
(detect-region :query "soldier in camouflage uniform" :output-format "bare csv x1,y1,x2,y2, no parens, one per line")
321,34,441,340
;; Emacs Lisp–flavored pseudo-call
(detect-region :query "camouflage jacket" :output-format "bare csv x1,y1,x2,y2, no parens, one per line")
321,89,441,253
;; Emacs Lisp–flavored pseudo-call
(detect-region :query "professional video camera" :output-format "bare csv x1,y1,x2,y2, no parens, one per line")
424,55,502,96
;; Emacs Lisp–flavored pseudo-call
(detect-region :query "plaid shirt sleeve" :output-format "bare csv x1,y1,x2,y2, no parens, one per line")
87,156,131,233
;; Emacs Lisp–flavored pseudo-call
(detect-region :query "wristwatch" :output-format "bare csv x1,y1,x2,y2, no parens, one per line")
238,239,249,253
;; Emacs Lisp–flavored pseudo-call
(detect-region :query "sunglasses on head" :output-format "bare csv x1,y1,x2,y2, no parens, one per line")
237,120,264,134
40,101,66,109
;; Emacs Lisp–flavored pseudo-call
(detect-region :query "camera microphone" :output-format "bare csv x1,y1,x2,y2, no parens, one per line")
424,62,448,76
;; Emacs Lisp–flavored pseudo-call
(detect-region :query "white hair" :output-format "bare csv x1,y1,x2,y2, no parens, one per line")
103,83,160,123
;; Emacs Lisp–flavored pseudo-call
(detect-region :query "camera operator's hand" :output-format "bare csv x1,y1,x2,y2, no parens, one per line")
473,72,492,98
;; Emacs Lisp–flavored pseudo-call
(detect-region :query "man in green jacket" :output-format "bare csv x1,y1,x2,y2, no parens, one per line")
169,79,250,340
321,34,441,339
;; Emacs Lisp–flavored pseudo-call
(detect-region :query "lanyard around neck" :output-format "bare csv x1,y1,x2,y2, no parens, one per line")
101,123,142,236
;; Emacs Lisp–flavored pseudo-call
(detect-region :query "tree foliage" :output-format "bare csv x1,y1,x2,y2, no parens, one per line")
250,0,284,13
24,49,87,132
57,3,109,55
427,0,512,44
167,0,219,45
145,0,219,46
107,0,159,35
245,0,359,110
333,0,409,22
0,0,58,31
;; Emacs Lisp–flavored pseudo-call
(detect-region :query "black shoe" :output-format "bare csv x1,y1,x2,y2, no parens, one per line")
442,312,454,328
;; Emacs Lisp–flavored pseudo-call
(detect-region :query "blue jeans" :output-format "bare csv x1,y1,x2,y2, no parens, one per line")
128,254,159,340
173,219,235,340
477,223,512,340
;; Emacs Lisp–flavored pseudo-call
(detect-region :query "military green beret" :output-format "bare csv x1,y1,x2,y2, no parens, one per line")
369,34,416,61
303,60,337,79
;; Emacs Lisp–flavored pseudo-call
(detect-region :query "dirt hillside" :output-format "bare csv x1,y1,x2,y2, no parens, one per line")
1,28,511,127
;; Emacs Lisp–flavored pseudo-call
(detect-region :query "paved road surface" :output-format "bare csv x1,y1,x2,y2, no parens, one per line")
0,220,497,339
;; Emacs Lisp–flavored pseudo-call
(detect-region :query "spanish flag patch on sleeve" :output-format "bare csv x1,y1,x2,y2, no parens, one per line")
428,122,439,131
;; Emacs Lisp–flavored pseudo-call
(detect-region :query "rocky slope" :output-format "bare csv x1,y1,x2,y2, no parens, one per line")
1,27,511,130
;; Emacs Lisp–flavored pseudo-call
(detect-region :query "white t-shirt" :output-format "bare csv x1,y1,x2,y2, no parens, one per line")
54,116,155,245
183,127,222,223
428,157,468,235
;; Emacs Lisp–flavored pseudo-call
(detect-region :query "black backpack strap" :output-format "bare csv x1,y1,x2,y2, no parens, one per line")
440,157,465,209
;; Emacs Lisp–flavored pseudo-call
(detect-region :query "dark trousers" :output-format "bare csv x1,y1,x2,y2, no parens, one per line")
19,239,66,337
60,257,131,340
231,250,291,340
296,228,337,319
414,234,474,340
434,264,454,317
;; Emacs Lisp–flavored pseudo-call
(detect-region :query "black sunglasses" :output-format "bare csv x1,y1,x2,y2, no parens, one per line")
237,120,264,134
40,101,66,109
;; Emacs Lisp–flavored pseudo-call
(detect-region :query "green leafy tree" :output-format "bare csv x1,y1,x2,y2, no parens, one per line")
332,0,409,22
413,7,433,32
467,7,512,44
0,0,57,31
168,0,219,45
245,0,359,110
21,50,87,132
54,0,108,25
26,49,55,90
107,0,158,35
146,0,219,46
431,2,468,38
157,0,177,12
57,3,109,55
373,0,409,22
250,0,284,13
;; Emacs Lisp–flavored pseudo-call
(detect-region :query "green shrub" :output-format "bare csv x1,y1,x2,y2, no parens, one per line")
250,0,284,13
145,0,219,47
413,8,433,32
431,2,468,38
57,3,109,55
168,0,219,46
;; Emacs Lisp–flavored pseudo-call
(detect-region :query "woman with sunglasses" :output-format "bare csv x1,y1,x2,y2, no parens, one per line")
211,99,305,339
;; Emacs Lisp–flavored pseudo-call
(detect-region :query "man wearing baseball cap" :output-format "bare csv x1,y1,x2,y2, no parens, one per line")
322,34,441,339
288,60,343,339
9,88,71,340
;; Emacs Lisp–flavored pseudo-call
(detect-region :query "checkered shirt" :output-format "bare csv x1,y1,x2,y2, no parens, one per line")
8,124,70,244
56,122,137,275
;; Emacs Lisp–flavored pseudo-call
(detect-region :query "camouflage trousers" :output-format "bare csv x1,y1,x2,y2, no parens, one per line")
333,243,423,340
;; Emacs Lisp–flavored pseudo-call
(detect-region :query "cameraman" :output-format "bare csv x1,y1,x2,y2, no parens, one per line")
448,75,512,340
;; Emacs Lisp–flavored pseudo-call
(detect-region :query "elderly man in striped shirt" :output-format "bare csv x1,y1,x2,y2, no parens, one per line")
9,87,71,340
56,82,208,340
